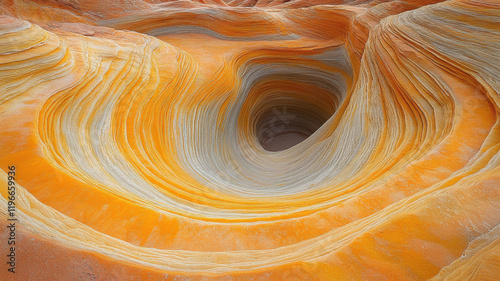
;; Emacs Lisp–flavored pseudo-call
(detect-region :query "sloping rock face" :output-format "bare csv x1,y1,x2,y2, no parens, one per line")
1,0,499,280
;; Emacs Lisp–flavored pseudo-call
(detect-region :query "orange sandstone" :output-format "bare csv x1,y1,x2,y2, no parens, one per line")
0,0,499,280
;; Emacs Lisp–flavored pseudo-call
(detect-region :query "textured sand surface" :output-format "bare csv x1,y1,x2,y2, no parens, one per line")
0,0,499,280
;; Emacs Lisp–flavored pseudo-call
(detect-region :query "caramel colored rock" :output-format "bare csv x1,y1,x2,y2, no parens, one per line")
0,0,499,280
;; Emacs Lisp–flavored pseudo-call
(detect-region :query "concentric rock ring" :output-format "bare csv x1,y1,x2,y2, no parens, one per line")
0,0,499,280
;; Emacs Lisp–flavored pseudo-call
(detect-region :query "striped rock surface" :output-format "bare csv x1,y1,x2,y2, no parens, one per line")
0,0,499,280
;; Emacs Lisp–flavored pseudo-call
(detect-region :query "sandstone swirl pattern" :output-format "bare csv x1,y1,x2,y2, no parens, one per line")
0,0,499,280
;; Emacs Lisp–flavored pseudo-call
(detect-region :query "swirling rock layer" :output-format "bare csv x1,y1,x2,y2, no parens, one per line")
0,0,499,280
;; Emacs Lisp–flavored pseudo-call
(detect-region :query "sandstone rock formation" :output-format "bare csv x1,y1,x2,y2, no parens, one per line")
0,0,499,280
